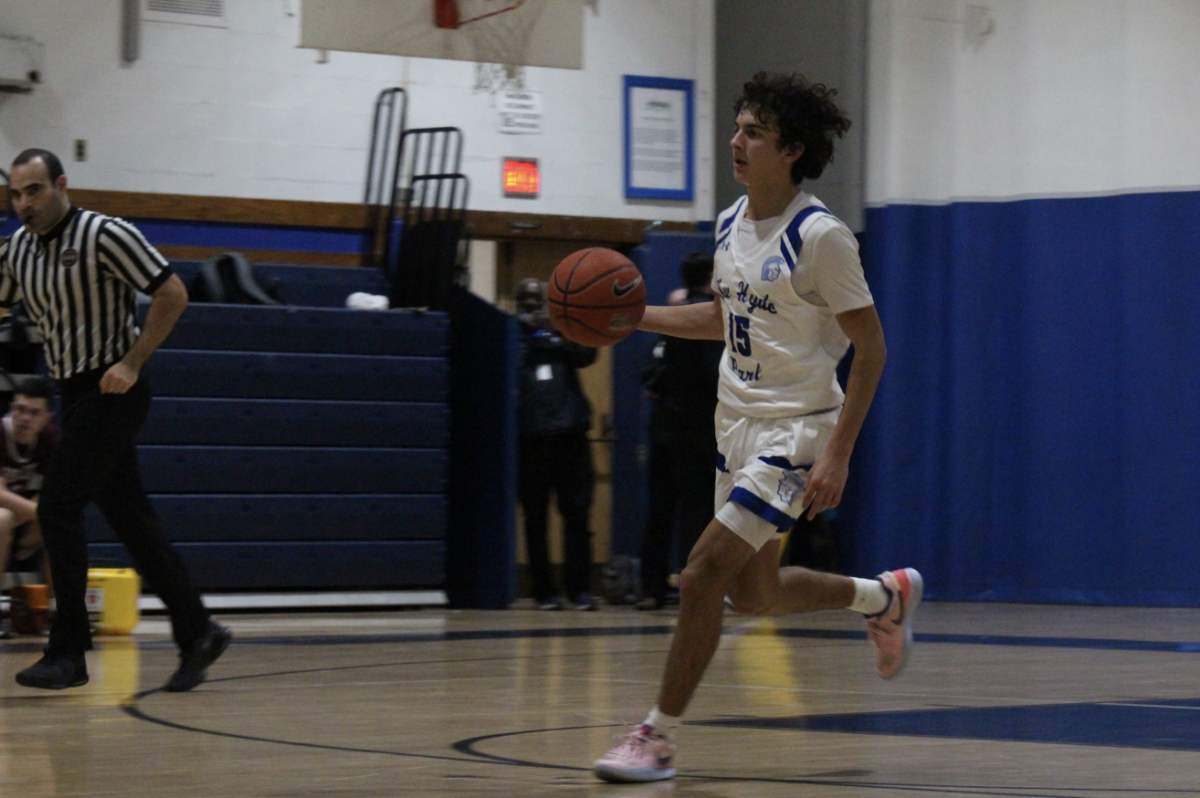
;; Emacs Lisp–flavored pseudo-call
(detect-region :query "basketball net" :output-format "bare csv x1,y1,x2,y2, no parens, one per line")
435,0,546,95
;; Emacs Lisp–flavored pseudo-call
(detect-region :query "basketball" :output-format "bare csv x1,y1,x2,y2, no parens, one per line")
546,248,646,347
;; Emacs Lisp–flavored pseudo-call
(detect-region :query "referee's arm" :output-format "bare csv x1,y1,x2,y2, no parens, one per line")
101,271,188,395
96,219,189,395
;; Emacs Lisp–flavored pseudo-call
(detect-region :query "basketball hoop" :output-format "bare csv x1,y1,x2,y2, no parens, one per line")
433,0,546,94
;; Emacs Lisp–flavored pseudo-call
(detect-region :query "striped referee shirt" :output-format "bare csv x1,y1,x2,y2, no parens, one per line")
0,206,173,380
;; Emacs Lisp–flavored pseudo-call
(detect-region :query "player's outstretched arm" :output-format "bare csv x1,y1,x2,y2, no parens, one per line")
638,296,724,340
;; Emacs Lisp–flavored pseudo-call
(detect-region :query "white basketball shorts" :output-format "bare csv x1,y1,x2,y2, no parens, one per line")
713,402,840,551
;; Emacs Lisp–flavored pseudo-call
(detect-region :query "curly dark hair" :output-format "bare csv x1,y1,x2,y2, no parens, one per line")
734,72,852,184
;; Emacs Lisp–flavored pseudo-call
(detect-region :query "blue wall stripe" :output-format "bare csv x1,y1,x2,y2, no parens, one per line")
132,219,366,254
3,216,365,253
845,189,1200,606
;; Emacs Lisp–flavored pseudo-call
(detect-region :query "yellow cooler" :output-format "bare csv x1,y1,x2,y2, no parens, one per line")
85,568,141,635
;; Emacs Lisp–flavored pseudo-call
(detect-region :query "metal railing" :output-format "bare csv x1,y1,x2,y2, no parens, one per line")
385,127,468,311
362,87,408,270
390,171,470,311
362,87,470,309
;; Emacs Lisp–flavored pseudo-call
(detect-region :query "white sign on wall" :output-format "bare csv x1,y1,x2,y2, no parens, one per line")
624,76,694,200
498,90,543,135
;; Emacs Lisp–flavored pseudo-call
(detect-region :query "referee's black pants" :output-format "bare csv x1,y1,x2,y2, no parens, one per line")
40,368,210,656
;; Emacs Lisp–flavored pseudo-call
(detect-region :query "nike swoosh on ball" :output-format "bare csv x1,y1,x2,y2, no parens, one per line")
612,278,642,297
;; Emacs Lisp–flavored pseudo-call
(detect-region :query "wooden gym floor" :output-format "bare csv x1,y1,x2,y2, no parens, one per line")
3,602,1200,797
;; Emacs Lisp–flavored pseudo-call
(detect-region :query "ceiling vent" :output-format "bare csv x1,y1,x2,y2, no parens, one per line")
143,0,227,28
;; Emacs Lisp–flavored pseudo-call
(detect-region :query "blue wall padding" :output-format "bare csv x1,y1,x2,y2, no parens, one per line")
446,290,520,609
88,541,445,590
150,350,447,401
847,190,1200,606
136,446,446,494
170,261,387,308
85,494,445,542
163,304,448,356
611,232,717,555
141,398,448,447
133,219,366,255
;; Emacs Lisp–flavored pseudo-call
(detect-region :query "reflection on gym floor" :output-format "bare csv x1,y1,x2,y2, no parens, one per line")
4,603,1200,797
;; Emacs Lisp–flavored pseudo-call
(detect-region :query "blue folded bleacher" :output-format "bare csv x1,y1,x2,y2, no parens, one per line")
85,263,450,592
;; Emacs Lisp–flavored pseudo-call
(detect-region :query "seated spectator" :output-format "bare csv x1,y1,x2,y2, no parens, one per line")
0,376,59,637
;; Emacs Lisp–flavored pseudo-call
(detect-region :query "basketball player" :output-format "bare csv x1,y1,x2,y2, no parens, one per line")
594,72,921,783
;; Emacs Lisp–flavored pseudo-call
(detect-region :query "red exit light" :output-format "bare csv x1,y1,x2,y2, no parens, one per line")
503,158,539,198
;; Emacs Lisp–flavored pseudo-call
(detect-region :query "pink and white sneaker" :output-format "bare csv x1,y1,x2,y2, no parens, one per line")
593,724,676,783
866,567,923,679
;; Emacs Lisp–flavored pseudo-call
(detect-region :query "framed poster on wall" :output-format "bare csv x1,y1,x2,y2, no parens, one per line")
623,75,694,201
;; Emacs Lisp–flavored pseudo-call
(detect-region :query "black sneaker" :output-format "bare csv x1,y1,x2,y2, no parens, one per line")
573,593,598,612
16,649,89,689
165,621,232,693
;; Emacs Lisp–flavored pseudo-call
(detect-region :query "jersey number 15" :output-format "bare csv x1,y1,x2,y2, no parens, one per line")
727,313,751,356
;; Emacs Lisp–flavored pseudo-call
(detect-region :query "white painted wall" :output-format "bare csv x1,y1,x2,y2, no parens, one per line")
867,0,1200,205
0,0,714,221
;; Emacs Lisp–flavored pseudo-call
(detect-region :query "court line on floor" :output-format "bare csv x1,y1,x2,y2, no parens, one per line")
122,685,486,768
125,690,1183,798
112,636,1200,797
37,623,1200,654
451,725,1196,797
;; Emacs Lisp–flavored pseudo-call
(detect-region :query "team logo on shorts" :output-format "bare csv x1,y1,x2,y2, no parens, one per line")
61,248,80,268
776,470,805,506
761,256,784,282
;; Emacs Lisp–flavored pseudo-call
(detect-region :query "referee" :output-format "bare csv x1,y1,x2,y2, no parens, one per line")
1,149,230,691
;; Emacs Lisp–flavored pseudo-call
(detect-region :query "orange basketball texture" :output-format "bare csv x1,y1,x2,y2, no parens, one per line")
546,248,646,347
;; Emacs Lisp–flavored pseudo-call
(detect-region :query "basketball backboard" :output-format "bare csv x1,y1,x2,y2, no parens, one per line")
298,0,584,69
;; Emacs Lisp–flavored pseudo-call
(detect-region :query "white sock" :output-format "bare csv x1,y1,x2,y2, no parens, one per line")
643,706,680,738
848,577,890,616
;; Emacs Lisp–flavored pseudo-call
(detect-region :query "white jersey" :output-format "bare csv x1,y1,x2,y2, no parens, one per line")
712,191,873,418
